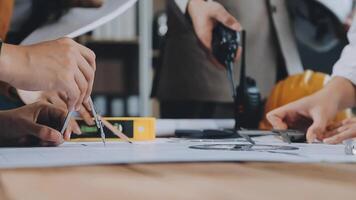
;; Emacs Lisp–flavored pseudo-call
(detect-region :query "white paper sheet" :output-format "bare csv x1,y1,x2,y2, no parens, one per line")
20,0,137,45
1,136,356,169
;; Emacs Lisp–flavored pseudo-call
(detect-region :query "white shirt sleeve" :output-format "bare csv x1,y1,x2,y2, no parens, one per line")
332,19,356,85
174,0,190,14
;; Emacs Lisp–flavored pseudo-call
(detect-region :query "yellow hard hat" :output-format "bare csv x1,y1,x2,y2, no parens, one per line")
259,70,353,130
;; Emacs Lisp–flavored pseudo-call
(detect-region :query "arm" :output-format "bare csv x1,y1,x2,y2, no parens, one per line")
332,19,356,90
17,89,95,140
0,38,96,111
174,0,241,67
267,19,356,143
0,102,66,147
267,77,353,143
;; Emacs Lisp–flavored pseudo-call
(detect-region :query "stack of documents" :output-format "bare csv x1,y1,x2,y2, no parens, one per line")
21,0,137,45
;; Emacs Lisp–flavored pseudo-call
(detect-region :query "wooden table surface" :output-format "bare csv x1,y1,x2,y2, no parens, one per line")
0,163,356,200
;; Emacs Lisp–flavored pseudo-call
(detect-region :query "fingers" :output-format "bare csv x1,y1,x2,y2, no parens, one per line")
0,123,63,147
64,119,82,140
76,56,94,106
58,38,96,111
211,3,241,32
64,79,81,111
322,118,356,141
323,128,356,144
322,129,339,140
37,126,64,146
266,109,289,130
76,43,96,103
55,91,94,126
47,93,68,108
41,103,73,141
35,102,67,131
83,100,92,112
78,105,95,125
324,120,348,139
306,111,327,143
72,120,82,134
64,123,72,140
29,123,64,146
196,26,214,51
74,68,89,111
341,117,356,125
76,43,96,71
323,118,356,144
326,121,343,132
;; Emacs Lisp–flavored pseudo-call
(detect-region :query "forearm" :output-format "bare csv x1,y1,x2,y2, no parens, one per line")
318,77,356,110
0,43,11,83
0,43,27,85
328,17,356,110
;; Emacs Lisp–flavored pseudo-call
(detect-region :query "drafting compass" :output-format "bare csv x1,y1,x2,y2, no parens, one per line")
61,110,75,135
60,98,106,146
88,98,106,146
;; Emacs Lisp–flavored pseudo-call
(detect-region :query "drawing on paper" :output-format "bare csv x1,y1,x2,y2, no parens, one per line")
189,144,299,151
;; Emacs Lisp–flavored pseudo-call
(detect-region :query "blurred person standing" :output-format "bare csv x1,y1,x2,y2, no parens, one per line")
153,0,354,121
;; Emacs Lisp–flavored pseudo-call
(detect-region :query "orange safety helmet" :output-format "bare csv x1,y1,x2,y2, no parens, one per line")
259,70,353,130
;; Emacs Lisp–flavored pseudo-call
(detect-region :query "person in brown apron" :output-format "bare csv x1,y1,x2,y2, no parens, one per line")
154,0,352,123
154,0,279,119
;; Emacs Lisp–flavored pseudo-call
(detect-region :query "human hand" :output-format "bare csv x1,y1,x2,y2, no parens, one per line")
187,0,241,68
322,118,356,144
267,77,356,143
17,90,95,140
0,38,96,111
0,102,67,147
267,94,337,143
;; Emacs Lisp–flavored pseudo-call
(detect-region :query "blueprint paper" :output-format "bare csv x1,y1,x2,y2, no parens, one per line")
0,136,356,169
21,0,137,45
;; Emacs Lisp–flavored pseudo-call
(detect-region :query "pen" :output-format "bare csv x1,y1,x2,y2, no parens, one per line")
101,119,133,144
